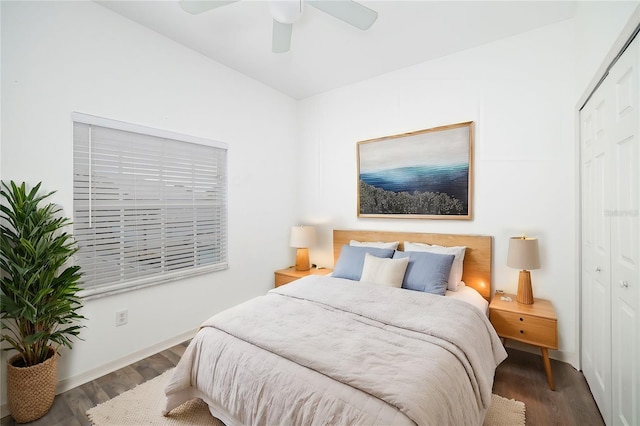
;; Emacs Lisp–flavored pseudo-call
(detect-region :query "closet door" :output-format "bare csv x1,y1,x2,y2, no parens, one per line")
581,73,613,424
582,34,640,426
609,35,639,426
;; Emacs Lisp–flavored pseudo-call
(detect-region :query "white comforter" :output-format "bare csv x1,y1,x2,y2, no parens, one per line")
165,275,507,425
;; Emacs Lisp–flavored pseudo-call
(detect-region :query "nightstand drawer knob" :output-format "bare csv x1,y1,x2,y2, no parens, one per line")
620,280,629,288
519,317,524,321
520,330,524,334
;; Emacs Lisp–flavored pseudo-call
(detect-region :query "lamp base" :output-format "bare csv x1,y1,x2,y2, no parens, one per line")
517,270,534,305
295,248,310,271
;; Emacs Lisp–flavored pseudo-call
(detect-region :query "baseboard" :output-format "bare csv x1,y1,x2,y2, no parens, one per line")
56,328,198,394
505,341,579,369
0,329,197,419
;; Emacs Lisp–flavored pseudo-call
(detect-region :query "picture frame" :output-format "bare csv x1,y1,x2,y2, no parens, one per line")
357,121,474,220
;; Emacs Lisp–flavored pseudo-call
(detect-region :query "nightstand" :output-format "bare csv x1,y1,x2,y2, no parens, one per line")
489,293,558,390
274,267,333,287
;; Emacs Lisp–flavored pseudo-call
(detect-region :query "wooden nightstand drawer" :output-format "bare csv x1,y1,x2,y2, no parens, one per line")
489,293,558,390
275,273,298,287
490,309,558,349
274,267,333,287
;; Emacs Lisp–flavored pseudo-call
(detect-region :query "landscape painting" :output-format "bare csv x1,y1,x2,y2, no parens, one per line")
357,121,473,219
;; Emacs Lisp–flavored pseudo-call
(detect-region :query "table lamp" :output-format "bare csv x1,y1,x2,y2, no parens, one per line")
290,226,316,271
507,236,540,305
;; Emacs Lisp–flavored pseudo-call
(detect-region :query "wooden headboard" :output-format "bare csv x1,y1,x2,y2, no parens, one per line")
333,230,492,300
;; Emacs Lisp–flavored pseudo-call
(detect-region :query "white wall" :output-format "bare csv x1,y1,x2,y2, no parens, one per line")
298,19,580,365
296,2,640,370
0,0,298,409
574,1,640,97
1,0,639,412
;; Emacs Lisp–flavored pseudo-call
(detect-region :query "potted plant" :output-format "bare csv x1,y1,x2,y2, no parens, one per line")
0,181,85,423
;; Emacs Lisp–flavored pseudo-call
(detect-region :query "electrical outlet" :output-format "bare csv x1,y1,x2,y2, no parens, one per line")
115,309,128,327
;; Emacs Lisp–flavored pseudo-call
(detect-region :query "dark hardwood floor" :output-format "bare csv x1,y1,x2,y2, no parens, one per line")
1,345,603,425
1,343,188,426
493,348,604,426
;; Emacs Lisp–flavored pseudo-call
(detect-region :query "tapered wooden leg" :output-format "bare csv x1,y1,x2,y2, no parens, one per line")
541,347,554,390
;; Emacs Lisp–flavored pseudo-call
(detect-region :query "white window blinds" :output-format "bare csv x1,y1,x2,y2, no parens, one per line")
72,113,228,298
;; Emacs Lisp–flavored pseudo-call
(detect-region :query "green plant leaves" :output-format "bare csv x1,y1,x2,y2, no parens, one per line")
1,181,85,366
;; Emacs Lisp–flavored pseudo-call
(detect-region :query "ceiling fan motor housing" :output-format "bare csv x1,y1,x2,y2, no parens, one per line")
270,0,303,24
179,0,378,54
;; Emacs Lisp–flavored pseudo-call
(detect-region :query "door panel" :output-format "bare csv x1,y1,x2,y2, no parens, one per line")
612,300,637,426
581,82,613,423
609,36,639,426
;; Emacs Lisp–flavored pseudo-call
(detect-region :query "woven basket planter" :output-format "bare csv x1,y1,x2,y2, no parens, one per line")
7,348,58,423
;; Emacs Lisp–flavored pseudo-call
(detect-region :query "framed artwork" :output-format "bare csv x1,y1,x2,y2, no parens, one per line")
357,121,473,220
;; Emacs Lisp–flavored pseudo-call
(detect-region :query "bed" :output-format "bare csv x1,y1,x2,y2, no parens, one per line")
164,230,507,425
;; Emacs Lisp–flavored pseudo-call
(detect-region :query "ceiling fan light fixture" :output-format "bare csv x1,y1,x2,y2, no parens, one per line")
179,0,378,54
270,0,303,24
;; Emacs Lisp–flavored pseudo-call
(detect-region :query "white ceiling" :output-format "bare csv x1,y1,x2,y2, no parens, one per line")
97,1,577,99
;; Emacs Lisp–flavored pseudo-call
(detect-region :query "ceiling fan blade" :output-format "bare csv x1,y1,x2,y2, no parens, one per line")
272,20,293,53
308,0,378,30
179,0,238,15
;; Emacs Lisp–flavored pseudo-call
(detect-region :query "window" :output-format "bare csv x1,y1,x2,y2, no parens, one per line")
72,113,228,298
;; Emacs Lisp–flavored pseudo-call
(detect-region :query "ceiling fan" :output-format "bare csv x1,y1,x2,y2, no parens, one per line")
179,0,378,53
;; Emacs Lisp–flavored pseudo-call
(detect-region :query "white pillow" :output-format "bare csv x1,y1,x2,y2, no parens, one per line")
350,240,399,249
359,253,409,288
403,241,466,291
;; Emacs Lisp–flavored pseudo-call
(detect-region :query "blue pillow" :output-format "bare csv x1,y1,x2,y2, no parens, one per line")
332,245,395,281
392,251,455,295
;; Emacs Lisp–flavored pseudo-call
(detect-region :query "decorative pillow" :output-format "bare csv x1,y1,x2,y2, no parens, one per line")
332,245,395,281
360,253,409,288
350,240,399,250
392,251,454,295
403,242,466,291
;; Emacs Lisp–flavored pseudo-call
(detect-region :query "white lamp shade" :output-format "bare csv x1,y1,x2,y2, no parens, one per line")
507,237,540,270
290,226,316,248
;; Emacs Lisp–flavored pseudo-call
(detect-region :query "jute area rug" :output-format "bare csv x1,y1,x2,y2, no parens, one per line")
87,369,525,425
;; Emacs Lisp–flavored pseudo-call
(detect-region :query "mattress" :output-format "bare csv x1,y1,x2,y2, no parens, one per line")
165,276,507,425
446,283,490,316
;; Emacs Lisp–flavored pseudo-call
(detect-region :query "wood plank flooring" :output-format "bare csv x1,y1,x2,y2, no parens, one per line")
494,348,604,426
0,343,188,426
1,345,603,425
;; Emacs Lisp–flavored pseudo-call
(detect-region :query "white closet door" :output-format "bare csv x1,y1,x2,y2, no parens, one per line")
581,73,613,424
609,35,639,426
